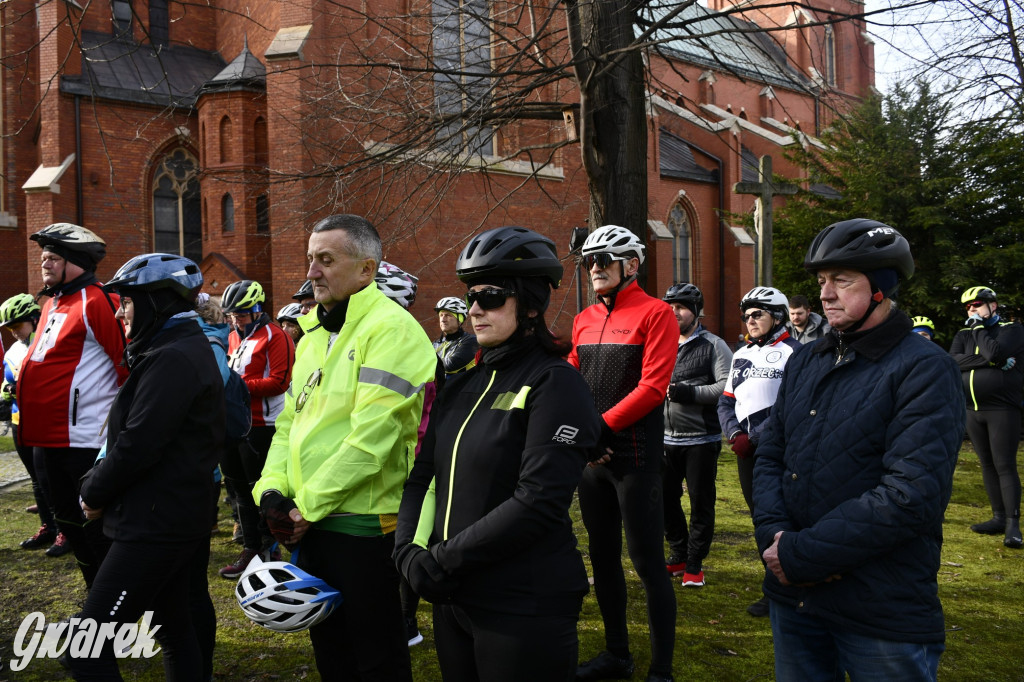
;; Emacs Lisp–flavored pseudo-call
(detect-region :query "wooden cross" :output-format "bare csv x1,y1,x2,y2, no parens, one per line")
734,155,797,286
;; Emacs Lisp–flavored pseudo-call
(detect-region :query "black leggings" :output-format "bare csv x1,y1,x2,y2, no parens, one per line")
967,410,1022,519
38,446,111,587
433,603,579,682
578,465,676,676
14,426,53,528
663,441,721,571
67,538,204,681
220,426,275,551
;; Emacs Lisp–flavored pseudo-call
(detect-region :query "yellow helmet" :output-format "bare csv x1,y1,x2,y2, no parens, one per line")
961,286,996,305
910,316,934,332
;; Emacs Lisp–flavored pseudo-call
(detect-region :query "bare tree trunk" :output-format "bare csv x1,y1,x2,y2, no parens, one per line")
566,1,649,240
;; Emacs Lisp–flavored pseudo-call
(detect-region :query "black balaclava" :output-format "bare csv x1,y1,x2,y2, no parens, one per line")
123,288,192,361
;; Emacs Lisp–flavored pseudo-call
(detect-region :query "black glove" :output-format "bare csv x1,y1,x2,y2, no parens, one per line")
394,543,458,603
260,491,298,549
668,383,696,403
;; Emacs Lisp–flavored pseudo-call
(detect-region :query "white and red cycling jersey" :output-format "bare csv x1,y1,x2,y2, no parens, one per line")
228,317,294,428
18,280,128,448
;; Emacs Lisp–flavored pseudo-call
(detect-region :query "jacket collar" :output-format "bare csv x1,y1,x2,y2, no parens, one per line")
598,279,645,313
304,282,381,334
813,310,912,361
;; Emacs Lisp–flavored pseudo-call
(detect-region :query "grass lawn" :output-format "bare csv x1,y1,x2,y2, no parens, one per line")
0,445,1022,680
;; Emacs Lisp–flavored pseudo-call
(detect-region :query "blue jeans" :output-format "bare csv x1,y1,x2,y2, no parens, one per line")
770,600,943,681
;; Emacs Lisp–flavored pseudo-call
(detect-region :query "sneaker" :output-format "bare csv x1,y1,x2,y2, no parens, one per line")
746,595,770,618
576,651,635,681
219,548,264,579
681,570,705,587
665,554,686,577
971,516,1006,535
232,522,244,544
20,523,56,550
46,532,73,557
405,617,423,647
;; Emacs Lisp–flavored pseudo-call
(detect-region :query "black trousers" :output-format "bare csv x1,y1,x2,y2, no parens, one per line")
967,409,1022,518
294,528,412,682
578,464,676,676
220,426,275,551
38,446,111,587
14,425,54,527
433,603,579,682
67,538,205,681
663,440,721,571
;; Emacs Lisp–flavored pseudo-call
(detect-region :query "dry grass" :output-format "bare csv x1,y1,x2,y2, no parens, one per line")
0,445,1022,680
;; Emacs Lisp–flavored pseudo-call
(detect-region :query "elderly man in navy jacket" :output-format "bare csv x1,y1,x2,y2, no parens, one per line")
753,219,965,681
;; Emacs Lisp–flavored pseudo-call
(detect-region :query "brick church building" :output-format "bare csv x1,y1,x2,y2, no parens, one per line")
0,0,873,343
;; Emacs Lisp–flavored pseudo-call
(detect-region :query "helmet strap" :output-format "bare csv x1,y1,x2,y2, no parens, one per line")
840,287,885,335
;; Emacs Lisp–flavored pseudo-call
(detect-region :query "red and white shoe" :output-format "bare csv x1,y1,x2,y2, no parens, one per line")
681,570,705,587
665,555,686,577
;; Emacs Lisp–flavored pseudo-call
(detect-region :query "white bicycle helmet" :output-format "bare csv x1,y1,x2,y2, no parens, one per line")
235,556,342,633
435,296,468,318
581,225,646,265
375,261,419,309
276,303,303,324
739,286,789,321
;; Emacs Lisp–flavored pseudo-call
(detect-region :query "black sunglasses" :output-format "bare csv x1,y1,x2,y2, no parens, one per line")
465,288,516,310
581,253,627,270
741,310,768,323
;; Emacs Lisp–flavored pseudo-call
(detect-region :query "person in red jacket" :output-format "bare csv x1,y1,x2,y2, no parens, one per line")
17,223,128,588
569,225,679,682
218,279,295,578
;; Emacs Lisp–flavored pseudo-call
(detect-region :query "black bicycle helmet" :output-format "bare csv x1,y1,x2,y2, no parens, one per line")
292,280,314,301
663,283,704,317
106,253,204,301
456,226,563,288
30,223,107,269
222,280,265,313
803,219,914,281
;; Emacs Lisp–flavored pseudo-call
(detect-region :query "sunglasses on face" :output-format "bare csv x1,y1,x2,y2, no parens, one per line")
965,301,986,310
465,288,516,311
581,253,628,270
741,310,769,323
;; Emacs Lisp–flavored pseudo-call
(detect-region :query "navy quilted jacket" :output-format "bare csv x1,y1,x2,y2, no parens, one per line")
753,311,965,643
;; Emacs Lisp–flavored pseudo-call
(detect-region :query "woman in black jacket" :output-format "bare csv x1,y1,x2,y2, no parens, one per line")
70,253,224,681
395,226,601,682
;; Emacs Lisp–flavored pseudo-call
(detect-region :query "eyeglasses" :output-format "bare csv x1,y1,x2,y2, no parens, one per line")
581,253,628,270
295,368,322,413
465,288,515,311
965,301,987,310
741,310,768,323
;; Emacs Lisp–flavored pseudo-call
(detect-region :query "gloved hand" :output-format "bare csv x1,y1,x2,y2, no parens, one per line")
729,432,754,459
668,382,696,403
260,491,299,549
1002,357,1017,371
966,314,985,329
394,543,459,603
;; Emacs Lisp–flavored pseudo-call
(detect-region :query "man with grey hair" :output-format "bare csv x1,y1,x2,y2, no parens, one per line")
253,214,437,679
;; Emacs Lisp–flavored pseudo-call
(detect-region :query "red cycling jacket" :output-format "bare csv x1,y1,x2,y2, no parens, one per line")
228,316,294,428
19,280,128,448
569,280,678,468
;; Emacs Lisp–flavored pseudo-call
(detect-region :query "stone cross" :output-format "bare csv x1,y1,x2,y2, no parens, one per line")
734,155,797,286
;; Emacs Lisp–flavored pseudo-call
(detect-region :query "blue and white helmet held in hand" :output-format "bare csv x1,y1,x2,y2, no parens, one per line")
235,556,342,633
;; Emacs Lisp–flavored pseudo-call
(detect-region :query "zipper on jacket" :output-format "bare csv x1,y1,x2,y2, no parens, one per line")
443,370,496,541
72,388,80,426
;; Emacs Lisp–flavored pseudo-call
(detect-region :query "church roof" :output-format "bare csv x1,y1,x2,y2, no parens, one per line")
648,4,814,93
659,129,718,183
201,38,267,93
61,31,226,108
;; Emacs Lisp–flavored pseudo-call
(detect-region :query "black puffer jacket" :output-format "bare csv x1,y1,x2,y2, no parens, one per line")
396,336,601,616
81,318,224,543
753,311,964,644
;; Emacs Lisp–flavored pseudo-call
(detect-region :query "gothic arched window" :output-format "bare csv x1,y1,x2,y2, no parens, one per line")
152,148,202,262
667,202,692,283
